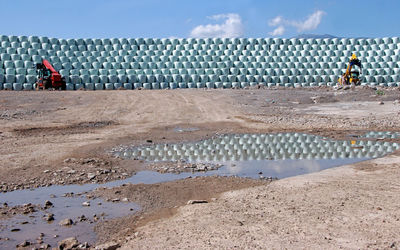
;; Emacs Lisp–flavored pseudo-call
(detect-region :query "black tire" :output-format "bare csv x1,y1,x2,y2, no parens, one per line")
44,79,52,89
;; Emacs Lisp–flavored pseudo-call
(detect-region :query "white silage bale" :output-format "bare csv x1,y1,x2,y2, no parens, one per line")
93,83,103,90
187,82,196,88
70,75,80,84
104,83,113,90
90,75,100,83
116,75,126,83
80,75,90,84
11,42,20,49
122,83,132,90
27,36,39,43
0,53,11,61
16,68,26,75
2,83,12,89
83,83,94,90
22,83,32,90
178,82,186,88
114,83,122,89
13,83,22,90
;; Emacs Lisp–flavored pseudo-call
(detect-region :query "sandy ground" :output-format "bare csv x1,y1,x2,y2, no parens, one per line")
121,153,400,250
1,86,400,248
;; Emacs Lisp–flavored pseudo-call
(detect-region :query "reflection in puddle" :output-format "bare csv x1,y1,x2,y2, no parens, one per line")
115,133,400,162
1,132,399,248
361,131,400,139
173,127,200,133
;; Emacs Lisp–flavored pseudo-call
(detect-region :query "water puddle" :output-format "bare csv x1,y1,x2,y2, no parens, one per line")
361,131,400,139
173,127,200,133
114,133,400,162
1,132,399,248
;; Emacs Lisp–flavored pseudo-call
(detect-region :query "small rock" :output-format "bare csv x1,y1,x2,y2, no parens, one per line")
187,200,208,205
111,198,120,202
58,218,73,226
11,228,20,232
44,213,54,221
146,139,153,143
63,158,74,163
95,241,120,250
43,170,50,173
259,175,265,180
379,101,384,105
39,243,51,249
78,215,87,222
82,201,90,207
122,198,129,202
78,242,90,249
87,173,96,180
44,200,53,208
16,240,30,247
393,99,400,104
58,237,79,250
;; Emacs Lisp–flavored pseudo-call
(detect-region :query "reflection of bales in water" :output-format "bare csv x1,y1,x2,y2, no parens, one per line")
118,133,400,162
362,131,400,139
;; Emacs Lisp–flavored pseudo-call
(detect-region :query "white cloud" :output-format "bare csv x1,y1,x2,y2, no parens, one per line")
268,10,326,36
291,10,325,32
269,26,285,36
268,16,284,27
190,13,244,38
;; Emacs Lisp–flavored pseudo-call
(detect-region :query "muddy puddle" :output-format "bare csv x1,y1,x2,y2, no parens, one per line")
1,132,399,248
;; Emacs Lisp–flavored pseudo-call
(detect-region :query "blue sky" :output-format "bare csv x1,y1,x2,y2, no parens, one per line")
0,0,399,38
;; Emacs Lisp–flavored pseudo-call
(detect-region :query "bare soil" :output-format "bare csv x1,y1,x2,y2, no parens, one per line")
1,86,400,248
92,176,269,245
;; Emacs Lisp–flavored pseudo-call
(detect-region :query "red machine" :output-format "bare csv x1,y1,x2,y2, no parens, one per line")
35,59,66,90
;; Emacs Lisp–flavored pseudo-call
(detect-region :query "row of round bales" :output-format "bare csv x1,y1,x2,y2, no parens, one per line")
1,36,400,90
115,133,400,162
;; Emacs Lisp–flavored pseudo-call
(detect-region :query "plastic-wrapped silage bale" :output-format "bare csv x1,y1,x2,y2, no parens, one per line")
98,75,108,84
103,83,113,90
107,69,116,75
16,68,26,75
11,41,20,49
111,62,121,69
5,74,16,83
89,75,100,83
79,69,89,76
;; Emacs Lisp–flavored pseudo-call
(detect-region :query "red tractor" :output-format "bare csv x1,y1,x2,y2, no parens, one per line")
35,59,66,90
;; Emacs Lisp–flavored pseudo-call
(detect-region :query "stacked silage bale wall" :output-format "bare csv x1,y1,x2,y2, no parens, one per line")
0,35,399,90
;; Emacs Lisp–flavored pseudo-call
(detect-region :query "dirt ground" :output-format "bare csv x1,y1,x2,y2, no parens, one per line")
1,86,400,248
